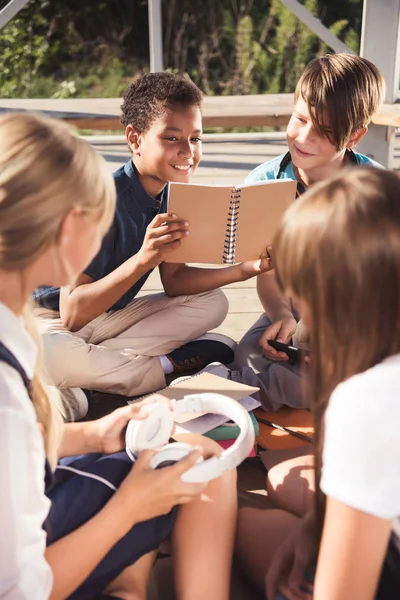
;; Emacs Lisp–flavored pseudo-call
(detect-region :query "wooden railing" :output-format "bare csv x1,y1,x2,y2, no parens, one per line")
0,94,399,129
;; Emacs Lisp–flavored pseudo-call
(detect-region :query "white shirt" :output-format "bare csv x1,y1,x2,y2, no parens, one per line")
0,302,53,599
321,354,400,551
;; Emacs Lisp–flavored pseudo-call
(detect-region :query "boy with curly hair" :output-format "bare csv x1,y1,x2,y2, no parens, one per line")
34,72,270,419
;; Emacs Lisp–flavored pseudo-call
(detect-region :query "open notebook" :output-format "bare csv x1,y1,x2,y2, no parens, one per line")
166,179,297,264
128,371,260,426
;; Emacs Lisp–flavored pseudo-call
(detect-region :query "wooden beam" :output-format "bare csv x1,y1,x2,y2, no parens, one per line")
0,95,398,130
371,103,400,127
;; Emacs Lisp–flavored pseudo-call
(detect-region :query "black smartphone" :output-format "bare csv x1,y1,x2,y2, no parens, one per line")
268,340,310,363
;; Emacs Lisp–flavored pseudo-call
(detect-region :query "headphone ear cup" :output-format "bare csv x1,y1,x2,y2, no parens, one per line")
150,442,203,470
125,403,175,459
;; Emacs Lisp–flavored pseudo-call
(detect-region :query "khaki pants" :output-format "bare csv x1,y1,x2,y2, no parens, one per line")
35,289,228,397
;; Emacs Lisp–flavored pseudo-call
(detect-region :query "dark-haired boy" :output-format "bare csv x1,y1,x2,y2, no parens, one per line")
35,72,271,419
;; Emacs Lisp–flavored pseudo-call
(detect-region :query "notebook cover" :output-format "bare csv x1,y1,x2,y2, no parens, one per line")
128,372,259,424
166,183,232,263
165,179,296,264
234,180,297,262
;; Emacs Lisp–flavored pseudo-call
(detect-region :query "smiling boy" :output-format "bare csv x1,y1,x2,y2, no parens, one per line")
231,54,385,409
34,72,271,419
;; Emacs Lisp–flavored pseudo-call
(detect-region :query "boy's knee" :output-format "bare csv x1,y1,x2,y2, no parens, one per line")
234,336,250,367
200,288,229,329
40,333,73,387
235,334,263,369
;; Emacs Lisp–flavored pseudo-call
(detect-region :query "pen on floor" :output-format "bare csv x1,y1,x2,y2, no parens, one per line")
256,416,314,444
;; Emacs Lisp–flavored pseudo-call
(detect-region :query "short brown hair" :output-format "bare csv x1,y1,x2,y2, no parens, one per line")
121,72,203,132
295,53,385,149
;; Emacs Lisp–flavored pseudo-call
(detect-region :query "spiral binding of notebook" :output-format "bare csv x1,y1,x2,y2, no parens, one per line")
222,188,241,264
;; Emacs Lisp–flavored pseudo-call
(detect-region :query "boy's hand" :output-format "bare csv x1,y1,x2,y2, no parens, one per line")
116,447,207,525
259,316,297,361
239,246,274,279
137,213,189,270
90,394,173,455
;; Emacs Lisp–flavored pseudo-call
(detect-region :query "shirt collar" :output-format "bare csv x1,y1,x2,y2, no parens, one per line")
123,159,167,211
0,302,37,380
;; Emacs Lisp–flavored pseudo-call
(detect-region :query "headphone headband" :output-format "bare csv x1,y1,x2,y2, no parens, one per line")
125,393,255,483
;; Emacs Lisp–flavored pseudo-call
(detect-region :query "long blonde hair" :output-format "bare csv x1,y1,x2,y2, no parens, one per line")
274,167,400,533
0,113,116,465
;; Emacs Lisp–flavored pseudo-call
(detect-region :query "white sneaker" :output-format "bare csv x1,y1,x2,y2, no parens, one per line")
54,387,89,422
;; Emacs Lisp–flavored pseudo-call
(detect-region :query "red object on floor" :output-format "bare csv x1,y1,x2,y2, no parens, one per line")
217,438,256,457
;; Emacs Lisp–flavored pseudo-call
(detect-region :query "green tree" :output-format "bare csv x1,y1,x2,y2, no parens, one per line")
0,0,364,98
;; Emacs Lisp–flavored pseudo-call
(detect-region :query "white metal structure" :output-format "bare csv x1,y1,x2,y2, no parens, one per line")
358,0,400,167
148,0,163,72
0,0,30,29
280,0,355,54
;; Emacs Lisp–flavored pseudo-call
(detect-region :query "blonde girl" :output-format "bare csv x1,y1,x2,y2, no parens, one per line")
236,167,400,600
0,113,237,600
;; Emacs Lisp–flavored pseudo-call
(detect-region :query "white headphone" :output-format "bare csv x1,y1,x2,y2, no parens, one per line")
125,393,255,483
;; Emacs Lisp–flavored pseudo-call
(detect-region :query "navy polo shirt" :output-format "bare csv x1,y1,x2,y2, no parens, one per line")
34,160,168,312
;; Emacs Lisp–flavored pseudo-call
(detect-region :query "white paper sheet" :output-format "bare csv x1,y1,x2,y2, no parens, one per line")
174,395,261,435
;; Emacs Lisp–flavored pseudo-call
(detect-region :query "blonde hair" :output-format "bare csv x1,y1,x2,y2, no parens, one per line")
295,53,385,149
0,113,116,465
274,167,400,534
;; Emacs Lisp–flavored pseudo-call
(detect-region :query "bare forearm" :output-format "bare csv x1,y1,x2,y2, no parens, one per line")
314,498,391,600
61,256,149,330
58,422,101,458
162,264,247,296
47,496,134,599
256,270,292,319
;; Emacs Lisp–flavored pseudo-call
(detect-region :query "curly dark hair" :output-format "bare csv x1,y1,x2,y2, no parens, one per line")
120,72,203,132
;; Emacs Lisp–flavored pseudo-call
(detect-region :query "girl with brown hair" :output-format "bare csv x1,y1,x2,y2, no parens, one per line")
236,166,400,600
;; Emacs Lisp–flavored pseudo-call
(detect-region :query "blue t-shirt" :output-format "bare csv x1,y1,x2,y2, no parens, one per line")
246,150,382,187
34,160,168,312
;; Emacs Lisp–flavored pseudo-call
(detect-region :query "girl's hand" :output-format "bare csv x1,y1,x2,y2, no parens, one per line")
115,447,207,525
92,394,173,455
266,511,316,600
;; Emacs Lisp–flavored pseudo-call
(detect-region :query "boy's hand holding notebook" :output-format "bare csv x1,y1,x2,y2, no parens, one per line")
166,179,297,264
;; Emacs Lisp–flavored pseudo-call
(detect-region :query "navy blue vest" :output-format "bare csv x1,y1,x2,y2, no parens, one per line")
0,341,54,491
